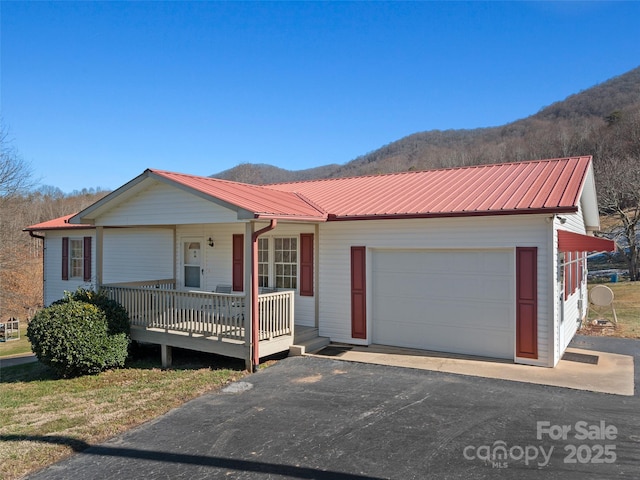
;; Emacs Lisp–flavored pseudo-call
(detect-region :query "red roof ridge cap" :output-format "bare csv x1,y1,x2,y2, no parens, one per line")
292,191,328,217
149,168,281,191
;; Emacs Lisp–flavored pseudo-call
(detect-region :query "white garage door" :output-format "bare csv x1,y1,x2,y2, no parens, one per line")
372,249,514,359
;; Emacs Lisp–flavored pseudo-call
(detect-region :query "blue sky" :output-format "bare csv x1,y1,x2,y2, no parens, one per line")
2,1,639,193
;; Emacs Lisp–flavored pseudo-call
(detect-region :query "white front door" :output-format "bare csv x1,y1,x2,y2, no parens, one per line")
182,239,203,289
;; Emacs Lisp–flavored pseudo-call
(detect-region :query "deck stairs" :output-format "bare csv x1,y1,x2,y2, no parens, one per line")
290,326,330,356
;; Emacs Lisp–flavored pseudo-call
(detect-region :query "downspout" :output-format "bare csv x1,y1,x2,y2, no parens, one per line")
250,219,277,371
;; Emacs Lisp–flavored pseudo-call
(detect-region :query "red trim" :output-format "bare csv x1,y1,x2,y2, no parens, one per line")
558,230,615,253
232,234,244,292
350,246,367,339
62,237,69,280
516,247,538,359
299,233,314,296
83,236,92,282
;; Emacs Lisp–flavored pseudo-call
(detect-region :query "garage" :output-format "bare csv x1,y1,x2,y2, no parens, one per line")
372,249,515,359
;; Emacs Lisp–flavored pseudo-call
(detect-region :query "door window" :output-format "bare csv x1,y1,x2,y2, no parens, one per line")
184,241,201,288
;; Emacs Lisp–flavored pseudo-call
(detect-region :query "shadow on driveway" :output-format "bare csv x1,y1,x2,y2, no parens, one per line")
21,342,640,479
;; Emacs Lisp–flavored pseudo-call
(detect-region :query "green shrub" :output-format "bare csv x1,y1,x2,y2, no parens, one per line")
27,300,130,378
53,288,130,335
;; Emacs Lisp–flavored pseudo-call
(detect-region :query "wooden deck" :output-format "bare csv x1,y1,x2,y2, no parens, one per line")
102,281,295,365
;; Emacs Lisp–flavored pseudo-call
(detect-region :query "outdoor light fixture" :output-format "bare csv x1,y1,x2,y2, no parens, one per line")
208,237,215,247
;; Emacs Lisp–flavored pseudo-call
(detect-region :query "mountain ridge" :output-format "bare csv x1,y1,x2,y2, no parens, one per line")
211,65,640,184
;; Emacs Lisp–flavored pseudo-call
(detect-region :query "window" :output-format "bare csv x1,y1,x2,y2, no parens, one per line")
183,241,201,288
62,236,92,282
274,237,297,289
250,235,313,294
563,251,585,300
70,239,84,278
258,237,269,287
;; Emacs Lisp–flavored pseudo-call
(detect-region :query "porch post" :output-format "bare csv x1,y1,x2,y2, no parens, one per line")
161,344,172,368
250,219,278,372
244,223,254,371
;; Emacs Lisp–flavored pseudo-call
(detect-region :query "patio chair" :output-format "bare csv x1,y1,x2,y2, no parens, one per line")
587,285,618,324
215,284,232,294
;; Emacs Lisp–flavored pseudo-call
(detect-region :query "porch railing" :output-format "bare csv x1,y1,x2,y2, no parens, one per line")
258,290,295,341
101,281,294,343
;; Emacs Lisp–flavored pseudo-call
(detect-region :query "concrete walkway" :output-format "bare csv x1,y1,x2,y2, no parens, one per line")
311,339,635,396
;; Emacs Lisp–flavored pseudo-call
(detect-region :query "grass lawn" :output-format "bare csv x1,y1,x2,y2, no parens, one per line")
0,322,32,358
0,345,248,480
583,281,640,338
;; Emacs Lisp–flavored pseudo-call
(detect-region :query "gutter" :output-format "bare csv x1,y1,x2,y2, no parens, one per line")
250,219,277,371
28,231,45,241
326,207,580,222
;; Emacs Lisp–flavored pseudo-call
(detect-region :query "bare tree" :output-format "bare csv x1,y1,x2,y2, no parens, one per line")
0,124,34,199
0,123,38,317
595,108,640,281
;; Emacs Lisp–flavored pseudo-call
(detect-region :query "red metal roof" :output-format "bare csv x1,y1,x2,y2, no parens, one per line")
150,169,327,220
27,156,594,231
269,156,592,219
24,214,93,231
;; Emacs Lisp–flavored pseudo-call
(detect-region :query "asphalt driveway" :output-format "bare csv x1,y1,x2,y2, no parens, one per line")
24,336,640,479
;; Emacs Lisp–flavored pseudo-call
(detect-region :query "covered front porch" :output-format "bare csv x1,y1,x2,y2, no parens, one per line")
102,279,296,368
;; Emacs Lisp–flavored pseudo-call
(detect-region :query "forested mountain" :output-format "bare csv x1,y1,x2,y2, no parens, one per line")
212,65,640,182
212,65,640,279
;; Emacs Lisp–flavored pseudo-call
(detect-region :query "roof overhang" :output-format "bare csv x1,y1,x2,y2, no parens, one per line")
578,162,601,231
327,206,579,222
558,230,615,253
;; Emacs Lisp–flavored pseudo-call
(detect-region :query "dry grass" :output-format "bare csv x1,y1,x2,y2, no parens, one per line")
582,281,640,338
0,348,247,480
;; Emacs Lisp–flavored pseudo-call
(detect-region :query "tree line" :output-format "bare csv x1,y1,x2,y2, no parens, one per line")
1,67,639,322
0,125,109,319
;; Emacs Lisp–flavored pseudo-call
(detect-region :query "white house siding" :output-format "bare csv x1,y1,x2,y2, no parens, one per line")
556,205,589,361
102,228,174,284
96,181,238,226
176,222,317,328
43,230,96,306
317,215,552,366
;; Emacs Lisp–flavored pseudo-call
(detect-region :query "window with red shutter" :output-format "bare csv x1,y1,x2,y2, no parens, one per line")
62,237,69,280
83,237,92,282
232,234,244,292
300,233,314,296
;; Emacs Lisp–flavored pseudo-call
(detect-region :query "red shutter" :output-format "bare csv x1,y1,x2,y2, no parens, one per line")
62,237,69,280
83,237,92,282
351,246,367,339
300,233,314,296
516,247,538,359
232,234,244,292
